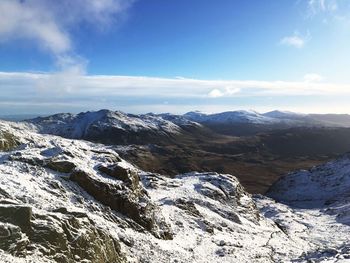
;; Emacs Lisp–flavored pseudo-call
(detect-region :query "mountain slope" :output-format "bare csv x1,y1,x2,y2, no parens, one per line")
256,155,350,262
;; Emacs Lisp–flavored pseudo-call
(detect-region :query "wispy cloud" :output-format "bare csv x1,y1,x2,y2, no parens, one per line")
308,0,339,14
0,0,134,73
280,32,311,48
306,0,350,25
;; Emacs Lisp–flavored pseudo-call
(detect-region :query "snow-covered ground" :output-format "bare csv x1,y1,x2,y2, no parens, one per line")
0,120,350,262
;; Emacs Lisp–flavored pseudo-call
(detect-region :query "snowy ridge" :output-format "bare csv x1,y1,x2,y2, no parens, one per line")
26,109,185,139
263,110,307,120
184,110,278,124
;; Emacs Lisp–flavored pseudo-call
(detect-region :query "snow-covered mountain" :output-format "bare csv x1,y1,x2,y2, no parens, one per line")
25,110,202,145
185,110,350,127
263,110,307,120
1,120,350,262
23,110,350,144
184,110,278,124
28,109,184,136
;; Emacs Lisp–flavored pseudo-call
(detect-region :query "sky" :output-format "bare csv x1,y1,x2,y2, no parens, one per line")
1,0,350,115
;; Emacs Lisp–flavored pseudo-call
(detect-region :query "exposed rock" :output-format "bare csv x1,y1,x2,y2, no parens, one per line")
90,149,122,163
30,212,125,263
8,153,45,166
98,163,139,189
191,173,260,223
0,204,125,262
0,223,28,255
0,205,32,234
174,198,202,217
45,160,76,173
0,131,19,151
70,169,173,240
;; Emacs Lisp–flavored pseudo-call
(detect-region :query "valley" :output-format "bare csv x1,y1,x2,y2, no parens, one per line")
23,110,350,194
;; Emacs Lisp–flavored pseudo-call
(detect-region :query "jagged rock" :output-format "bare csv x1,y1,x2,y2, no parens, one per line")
0,223,29,255
0,204,125,262
174,199,202,217
70,169,173,240
8,153,45,166
90,149,122,163
31,212,125,263
0,131,19,151
0,205,32,234
0,187,11,199
46,160,76,173
98,163,139,189
190,173,260,223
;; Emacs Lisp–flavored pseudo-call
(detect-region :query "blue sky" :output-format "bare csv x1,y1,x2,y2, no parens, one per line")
0,0,350,114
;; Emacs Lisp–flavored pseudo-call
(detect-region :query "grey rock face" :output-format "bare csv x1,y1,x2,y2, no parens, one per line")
0,131,19,151
0,204,125,263
71,167,173,240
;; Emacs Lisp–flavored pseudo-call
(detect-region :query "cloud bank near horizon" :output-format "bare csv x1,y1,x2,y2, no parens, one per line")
1,71,350,115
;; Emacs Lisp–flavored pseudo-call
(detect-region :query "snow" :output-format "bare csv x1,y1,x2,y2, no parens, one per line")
184,110,279,124
25,109,184,139
263,110,306,120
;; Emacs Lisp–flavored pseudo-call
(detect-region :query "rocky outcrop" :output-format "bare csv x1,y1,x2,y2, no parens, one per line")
0,131,19,151
45,159,76,173
0,204,125,263
98,164,139,189
71,167,173,240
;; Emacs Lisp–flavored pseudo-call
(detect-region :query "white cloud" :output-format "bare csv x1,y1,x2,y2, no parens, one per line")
0,0,134,72
0,71,349,99
208,87,240,98
0,1,70,54
208,89,224,98
280,32,311,48
304,73,324,82
1,72,350,114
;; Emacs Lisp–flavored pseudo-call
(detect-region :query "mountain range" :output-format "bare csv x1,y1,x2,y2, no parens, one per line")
24,110,350,143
